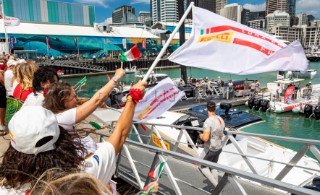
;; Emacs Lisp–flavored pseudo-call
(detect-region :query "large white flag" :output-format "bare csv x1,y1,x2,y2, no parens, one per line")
133,78,185,122
168,6,308,75
4,16,20,26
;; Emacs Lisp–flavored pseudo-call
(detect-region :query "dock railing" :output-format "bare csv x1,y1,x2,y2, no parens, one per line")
87,122,320,194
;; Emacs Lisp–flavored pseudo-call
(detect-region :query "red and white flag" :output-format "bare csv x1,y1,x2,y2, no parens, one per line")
168,6,308,75
121,44,141,62
133,78,185,122
46,36,51,50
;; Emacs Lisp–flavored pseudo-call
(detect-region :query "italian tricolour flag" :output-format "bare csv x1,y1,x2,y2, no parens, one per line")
148,161,165,179
121,44,141,61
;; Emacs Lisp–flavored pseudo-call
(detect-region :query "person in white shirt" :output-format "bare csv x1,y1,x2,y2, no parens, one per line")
43,68,126,157
0,80,146,194
23,66,59,107
4,59,16,96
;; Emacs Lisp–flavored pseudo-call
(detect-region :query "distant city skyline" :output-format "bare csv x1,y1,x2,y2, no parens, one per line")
59,0,320,22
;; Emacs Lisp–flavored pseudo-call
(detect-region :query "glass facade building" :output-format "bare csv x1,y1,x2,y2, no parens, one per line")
3,0,95,26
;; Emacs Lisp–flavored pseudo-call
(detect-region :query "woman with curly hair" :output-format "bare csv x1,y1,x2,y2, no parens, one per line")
0,79,146,193
23,66,59,107
43,68,125,157
12,60,38,101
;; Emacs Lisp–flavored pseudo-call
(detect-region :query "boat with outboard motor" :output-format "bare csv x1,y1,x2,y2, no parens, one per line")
292,69,317,79
246,78,320,113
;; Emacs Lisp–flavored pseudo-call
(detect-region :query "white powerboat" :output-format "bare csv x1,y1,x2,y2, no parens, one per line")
292,69,317,79
87,107,320,189
247,78,320,113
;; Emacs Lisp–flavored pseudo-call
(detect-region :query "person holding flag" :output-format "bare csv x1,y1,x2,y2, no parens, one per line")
43,68,126,157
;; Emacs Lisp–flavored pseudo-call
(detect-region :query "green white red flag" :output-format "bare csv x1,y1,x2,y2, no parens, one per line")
121,44,141,62
148,161,165,179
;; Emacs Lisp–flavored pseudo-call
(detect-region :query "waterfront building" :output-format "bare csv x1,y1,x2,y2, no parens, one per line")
248,19,265,30
266,0,288,16
139,11,151,23
297,13,307,26
1,0,95,26
112,5,138,24
220,3,242,23
274,26,303,44
266,11,290,32
215,0,226,15
188,0,215,13
0,21,171,58
249,11,265,21
150,0,179,24
241,8,250,25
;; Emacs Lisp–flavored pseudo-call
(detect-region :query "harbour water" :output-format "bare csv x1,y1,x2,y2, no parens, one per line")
64,61,320,156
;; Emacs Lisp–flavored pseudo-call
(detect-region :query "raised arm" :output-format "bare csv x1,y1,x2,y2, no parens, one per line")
75,68,125,123
107,80,147,154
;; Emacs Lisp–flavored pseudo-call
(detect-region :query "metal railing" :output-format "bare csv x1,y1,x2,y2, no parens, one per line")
86,121,320,195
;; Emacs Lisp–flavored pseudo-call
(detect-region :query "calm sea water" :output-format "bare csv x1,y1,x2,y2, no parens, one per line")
64,61,320,155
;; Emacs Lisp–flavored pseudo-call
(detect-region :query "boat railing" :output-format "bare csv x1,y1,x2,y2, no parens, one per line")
127,122,320,176
88,126,319,195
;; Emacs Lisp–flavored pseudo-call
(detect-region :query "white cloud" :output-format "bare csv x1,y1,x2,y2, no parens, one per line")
75,0,109,8
131,0,150,5
105,17,112,24
296,0,320,18
243,3,266,12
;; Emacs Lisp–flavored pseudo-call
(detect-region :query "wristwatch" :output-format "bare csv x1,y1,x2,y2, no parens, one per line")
111,76,119,83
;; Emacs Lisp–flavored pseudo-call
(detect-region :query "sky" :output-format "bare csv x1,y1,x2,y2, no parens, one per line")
60,0,320,22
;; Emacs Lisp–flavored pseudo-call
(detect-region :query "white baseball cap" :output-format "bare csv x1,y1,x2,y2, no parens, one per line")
8,106,60,155
7,59,17,67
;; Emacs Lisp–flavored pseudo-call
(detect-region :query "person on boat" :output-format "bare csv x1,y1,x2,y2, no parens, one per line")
250,80,256,95
194,80,201,103
276,83,282,101
43,68,126,157
0,80,146,194
228,80,233,99
23,67,59,107
199,100,225,187
307,81,312,100
255,80,261,93
12,60,38,102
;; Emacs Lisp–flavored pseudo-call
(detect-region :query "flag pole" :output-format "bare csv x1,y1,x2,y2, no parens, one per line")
1,0,9,54
142,2,194,82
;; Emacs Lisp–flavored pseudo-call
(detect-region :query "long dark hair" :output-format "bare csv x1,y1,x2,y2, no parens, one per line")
0,126,86,189
43,82,72,113
33,67,58,95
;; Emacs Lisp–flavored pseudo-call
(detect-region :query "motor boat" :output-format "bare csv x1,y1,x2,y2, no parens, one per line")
246,77,320,113
86,105,320,188
292,69,317,79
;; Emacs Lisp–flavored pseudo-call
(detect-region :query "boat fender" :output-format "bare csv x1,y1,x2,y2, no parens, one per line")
253,99,261,111
248,97,255,109
304,104,313,118
314,106,320,120
260,100,270,112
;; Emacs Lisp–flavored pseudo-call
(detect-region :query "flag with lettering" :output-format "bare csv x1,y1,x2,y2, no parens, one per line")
133,78,185,122
168,6,308,75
